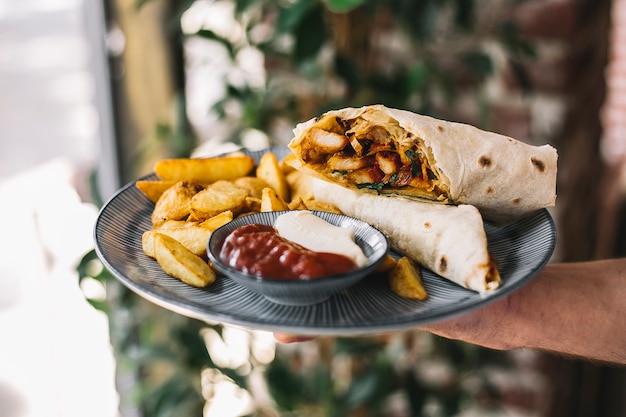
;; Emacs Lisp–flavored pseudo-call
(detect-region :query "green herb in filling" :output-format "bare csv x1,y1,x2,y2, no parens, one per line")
357,182,384,194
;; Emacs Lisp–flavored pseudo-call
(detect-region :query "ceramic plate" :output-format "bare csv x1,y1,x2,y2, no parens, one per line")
94,146,556,335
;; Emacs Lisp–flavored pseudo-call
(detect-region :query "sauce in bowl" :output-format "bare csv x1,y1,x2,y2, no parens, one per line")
219,223,357,279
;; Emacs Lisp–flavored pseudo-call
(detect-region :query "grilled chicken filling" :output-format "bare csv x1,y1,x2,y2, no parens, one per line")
298,110,447,200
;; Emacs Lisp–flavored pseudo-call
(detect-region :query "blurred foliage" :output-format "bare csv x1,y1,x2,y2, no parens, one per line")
184,0,534,147
85,0,536,415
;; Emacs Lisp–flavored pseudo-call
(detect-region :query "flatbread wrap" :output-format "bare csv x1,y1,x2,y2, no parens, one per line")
288,104,557,224
313,179,501,294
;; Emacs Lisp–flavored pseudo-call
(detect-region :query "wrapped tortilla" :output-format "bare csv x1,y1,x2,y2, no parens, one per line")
313,179,501,293
288,104,557,224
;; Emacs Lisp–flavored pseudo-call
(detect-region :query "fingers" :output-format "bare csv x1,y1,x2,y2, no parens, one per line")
273,333,315,343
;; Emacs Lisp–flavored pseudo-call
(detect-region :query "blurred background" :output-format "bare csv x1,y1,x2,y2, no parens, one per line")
1,0,625,416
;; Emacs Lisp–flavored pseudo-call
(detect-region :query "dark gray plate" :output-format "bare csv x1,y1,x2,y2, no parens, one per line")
93,146,557,335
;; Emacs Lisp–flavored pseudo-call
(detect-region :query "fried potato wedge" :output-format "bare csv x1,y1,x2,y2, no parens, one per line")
153,233,216,287
279,153,297,175
198,210,234,231
154,155,255,183
375,254,398,275
144,221,212,257
245,196,262,213
302,199,343,214
388,257,428,300
256,152,290,202
136,180,176,203
285,170,314,202
233,176,272,199
189,180,248,220
260,187,289,212
288,197,308,211
151,180,204,225
142,230,157,258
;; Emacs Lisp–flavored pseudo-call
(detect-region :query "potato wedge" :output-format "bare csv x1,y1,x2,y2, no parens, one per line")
279,153,297,175
260,187,289,212
285,170,314,202
233,176,272,199
155,155,255,183
151,180,204,225
142,230,157,258
375,254,398,275
136,180,176,203
198,210,234,231
157,222,213,256
302,199,343,214
288,197,308,211
256,152,290,202
153,233,216,287
189,180,248,220
388,257,428,300
244,196,262,213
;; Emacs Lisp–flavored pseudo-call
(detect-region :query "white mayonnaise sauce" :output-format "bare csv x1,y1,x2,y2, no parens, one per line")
273,210,368,267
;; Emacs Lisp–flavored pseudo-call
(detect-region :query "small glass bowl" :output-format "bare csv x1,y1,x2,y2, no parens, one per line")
207,210,389,306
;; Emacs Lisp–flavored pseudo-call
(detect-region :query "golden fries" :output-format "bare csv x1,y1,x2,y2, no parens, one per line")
136,180,177,203
154,155,255,183
189,180,248,220
260,187,289,212
388,257,428,300
302,199,342,214
285,170,314,202
374,254,398,275
137,151,428,300
198,210,234,231
143,221,212,257
153,233,216,287
233,176,272,199
151,180,204,225
256,152,290,202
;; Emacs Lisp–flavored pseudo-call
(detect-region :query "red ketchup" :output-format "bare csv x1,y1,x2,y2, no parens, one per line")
219,224,357,279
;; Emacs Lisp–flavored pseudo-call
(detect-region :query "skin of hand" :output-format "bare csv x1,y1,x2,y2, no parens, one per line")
275,259,626,365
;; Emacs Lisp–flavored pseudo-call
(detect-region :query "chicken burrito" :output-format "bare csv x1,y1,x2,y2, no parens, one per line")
313,179,501,293
288,104,557,224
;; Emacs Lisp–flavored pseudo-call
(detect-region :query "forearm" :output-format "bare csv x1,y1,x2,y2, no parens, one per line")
421,259,626,364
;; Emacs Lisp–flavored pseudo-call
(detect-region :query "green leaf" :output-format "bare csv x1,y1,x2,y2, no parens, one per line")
508,58,533,93
293,5,327,62
334,337,384,356
341,361,396,412
234,0,258,15
334,53,361,92
405,62,429,92
77,249,101,283
400,0,441,40
276,0,317,33
323,0,366,13
462,51,494,79
265,357,305,410
453,0,475,31
194,29,237,58
497,21,537,58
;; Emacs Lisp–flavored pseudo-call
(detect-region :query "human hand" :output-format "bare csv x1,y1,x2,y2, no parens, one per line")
273,333,316,343
274,294,516,348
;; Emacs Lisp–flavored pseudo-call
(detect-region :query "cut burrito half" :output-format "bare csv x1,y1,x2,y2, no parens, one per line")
313,179,501,293
288,104,557,224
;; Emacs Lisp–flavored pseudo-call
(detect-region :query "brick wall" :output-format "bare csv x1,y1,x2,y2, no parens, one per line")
601,0,626,166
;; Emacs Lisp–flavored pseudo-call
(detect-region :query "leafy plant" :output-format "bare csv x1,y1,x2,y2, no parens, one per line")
184,0,535,147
